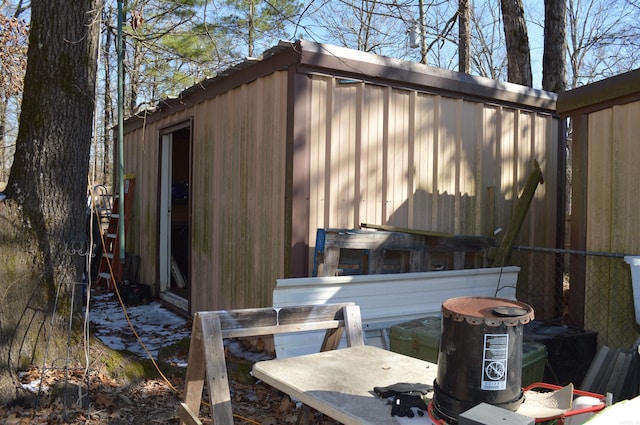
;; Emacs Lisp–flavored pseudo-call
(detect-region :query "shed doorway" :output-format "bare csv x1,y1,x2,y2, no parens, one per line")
159,124,191,311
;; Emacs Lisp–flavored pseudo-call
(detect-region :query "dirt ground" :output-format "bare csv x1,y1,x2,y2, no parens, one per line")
0,349,342,425
0,292,342,425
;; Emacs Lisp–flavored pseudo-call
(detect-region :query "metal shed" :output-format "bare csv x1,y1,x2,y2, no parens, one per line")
557,68,640,347
121,40,562,314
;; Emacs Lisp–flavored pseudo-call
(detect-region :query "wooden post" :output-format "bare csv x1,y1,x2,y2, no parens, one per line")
492,160,544,267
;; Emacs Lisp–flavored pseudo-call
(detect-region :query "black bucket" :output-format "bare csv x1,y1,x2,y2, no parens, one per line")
432,297,534,423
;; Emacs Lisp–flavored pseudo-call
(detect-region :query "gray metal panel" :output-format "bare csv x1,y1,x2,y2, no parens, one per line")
459,403,534,425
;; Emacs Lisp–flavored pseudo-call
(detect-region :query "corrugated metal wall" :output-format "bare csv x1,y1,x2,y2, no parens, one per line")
124,71,289,312
306,75,559,275
123,41,562,315
189,71,289,312
584,100,640,347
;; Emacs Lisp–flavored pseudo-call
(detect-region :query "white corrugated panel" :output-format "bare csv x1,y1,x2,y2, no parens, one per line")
272,267,520,358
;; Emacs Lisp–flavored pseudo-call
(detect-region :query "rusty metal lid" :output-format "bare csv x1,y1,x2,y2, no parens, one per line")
441,296,534,326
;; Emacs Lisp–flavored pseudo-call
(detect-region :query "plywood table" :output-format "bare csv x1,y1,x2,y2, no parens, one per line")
252,345,437,425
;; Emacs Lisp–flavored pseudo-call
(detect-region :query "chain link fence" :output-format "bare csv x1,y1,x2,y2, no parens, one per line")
508,246,640,350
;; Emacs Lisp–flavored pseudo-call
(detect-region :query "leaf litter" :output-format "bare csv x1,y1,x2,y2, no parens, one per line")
1,292,341,424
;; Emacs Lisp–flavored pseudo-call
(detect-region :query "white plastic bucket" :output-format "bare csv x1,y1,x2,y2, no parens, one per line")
564,396,603,425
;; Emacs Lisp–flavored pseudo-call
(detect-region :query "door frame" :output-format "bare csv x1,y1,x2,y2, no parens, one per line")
158,120,192,312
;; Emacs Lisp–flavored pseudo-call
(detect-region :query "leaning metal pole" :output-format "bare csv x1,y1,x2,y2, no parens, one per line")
117,0,125,266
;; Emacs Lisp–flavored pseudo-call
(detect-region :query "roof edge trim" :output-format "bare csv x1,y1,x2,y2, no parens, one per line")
298,40,557,112
557,68,640,115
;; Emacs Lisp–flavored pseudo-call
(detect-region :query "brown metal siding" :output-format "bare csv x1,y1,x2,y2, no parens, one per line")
124,71,289,312
190,71,289,312
306,75,559,254
123,127,152,281
303,76,559,317
123,111,190,287
123,41,563,316
584,101,640,347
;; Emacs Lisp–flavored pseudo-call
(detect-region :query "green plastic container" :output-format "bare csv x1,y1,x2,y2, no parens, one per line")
389,316,547,387
389,316,442,363
521,340,547,387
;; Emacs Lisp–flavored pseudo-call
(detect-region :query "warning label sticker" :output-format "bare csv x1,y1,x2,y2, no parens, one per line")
481,334,508,390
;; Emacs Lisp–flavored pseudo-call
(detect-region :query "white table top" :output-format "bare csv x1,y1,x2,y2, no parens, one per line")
252,345,438,425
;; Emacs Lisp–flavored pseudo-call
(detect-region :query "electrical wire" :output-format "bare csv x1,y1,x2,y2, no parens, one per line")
34,251,68,417
87,184,263,424
493,263,519,298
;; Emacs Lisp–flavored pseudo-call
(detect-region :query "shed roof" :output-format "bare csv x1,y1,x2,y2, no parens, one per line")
296,41,556,110
124,39,557,132
557,68,640,115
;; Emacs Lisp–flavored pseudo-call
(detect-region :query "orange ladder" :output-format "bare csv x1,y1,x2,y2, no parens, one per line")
96,175,135,290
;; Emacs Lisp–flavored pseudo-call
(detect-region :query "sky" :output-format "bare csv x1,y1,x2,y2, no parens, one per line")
291,0,550,90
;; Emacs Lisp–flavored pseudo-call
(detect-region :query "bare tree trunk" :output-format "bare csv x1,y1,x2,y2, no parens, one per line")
103,6,114,184
128,39,143,115
248,1,255,57
500,0,532,86
459,0,470,73
356,0,376,51
419,0,427,64
124,0,141,117
543,0,567,92
0,10,28,184
5,0,102,306
0,0,101,402
0,101,5,183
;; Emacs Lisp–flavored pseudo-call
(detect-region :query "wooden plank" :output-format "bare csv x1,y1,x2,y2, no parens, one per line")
320,327,345,352
567,114,588,328
180,317,207,425
340,227,495,251
492,161,544,267
452,251,465,270
200,314,234,425
198,303,353,334
361,223,453,237
252,345,438,425
343,305,365,347
322,247,341,276
180,303,365,425
224,321,342,338
368,250,383,274
409,246,426,271
315,228,496,276
323,305,364,351
178,403,203,425
171,255,187,289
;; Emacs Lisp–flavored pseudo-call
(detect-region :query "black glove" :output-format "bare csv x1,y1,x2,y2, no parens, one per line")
373,382,433,398
390,393,427,418
374,383,431,418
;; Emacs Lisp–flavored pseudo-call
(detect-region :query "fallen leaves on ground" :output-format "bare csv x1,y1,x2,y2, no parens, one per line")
0,352,342,425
